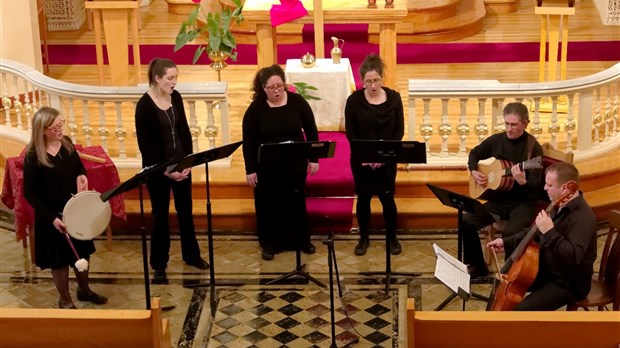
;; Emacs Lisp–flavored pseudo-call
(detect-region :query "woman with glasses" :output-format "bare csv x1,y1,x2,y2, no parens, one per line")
462,101,543,278
23,106,107,309
345,54,405,257
242,64,319,261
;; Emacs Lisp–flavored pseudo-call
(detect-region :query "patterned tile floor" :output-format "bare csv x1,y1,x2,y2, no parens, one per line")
0,222,606,347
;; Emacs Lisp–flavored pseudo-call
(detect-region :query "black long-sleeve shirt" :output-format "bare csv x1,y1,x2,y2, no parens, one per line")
135,90,193,168
504,193,597,299
242,91,319,175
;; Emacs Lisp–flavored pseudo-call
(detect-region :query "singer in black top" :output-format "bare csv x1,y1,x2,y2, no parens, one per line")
345,54,405,257
135,58,208,283
242,64,320,261
24,106,106,309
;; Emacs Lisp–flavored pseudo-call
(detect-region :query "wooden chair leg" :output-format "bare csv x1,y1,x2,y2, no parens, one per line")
106,224,113,250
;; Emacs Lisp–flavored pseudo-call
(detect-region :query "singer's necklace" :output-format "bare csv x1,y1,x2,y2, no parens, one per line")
164,105,176,149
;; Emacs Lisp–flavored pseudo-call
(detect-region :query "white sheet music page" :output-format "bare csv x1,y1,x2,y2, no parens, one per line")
432,243,471,295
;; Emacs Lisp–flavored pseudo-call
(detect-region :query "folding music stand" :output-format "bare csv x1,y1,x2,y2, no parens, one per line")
168,141,243,316
258,140,337,288
101,158,176,310
426,183,494,310
351,140,427,294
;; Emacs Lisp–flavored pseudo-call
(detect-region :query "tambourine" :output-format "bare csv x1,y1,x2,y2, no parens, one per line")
62,191,111,240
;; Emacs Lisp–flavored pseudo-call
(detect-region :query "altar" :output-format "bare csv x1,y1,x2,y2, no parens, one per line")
286,58,356,131
243,0,407,89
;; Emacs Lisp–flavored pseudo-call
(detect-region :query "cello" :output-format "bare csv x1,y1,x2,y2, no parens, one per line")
487,181,577,311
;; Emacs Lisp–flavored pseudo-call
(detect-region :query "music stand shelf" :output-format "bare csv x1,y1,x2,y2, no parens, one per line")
351,140,427,294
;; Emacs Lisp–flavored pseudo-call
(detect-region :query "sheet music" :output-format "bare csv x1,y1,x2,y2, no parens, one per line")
432,243,470,295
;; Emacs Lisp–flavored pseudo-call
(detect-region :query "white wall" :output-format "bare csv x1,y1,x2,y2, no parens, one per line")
0,0,42,71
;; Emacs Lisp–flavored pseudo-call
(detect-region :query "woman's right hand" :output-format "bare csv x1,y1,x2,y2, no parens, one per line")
246,173,258,188
53,218,67,234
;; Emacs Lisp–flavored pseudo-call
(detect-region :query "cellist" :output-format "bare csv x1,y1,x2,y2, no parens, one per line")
487,162,597,310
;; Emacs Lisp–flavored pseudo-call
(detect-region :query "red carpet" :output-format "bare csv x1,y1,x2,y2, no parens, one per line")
306,131,354,234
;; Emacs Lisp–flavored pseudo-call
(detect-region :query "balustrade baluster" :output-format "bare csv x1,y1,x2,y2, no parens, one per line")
187,100,199,151
438,98,451,157
548,96,560,148
593,89,602,146
565,94,575,152
456,98,469,157
492,98,505,134
82,102,92,146
474,98,488,143
115,102,127,159
531,97,543,139
219,97,231,145
68,99,77,143
12,75,23,129
97,101,109,152
419,99,432,155
204,100,218,149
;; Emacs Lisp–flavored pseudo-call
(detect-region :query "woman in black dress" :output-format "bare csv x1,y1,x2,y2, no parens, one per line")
23,106,107,309
345,54,405,256
135,58,208,284
242,64,320,261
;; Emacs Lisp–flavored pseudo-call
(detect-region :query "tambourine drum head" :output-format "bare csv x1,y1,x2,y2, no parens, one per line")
62,191,111,240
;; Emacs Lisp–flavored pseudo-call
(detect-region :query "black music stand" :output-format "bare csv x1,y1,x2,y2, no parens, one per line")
100,158,176,310
426,183,494,310
322,215,360,348
169,141,244,316
258,141,336,288
351,140,427,294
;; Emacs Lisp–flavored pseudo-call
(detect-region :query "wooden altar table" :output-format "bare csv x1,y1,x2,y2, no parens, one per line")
243,0,407,88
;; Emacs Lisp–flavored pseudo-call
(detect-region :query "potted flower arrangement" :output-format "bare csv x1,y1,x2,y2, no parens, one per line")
174,0,244,65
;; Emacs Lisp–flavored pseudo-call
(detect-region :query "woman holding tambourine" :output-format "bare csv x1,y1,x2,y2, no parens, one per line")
23,106,107,309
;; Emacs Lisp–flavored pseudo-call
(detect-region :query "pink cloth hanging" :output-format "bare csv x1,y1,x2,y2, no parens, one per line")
270,0,308,27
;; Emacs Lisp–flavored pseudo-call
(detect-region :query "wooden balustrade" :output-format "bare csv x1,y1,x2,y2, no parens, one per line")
1,59,618,169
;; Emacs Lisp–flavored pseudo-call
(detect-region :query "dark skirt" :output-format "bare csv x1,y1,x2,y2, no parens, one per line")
34,216,95,270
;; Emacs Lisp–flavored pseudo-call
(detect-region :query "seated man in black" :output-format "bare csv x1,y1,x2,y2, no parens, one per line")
463,102,543,277
487,162,597,310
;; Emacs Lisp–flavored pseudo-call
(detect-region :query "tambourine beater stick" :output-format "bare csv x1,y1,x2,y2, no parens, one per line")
62,231,89,272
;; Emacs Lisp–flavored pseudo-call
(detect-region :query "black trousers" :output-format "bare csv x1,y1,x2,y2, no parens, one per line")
515,279,579,311
146,173,201,270
356,192,398,240
462,199,538,266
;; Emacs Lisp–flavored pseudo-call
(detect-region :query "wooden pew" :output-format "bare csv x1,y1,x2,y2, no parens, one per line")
0,298,171,348
406,299,620,348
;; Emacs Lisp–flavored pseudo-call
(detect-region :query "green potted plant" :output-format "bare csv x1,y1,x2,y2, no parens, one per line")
174,0,244,65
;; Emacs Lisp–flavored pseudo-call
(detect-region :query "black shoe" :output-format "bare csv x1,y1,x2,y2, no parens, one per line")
261,249,275,261
389,238,402,255
354,238,369,256
301,242,316,254
153,269,168,284
467,264,489,278
185,257,209,270
58,299,77,309
76,289,108,305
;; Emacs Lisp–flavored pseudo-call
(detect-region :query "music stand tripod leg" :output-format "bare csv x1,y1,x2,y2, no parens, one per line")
359,233,422,294
265,248,326,287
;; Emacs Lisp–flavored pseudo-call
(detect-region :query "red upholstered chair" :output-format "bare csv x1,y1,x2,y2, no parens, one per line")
567,210,620,311
484,143,574,265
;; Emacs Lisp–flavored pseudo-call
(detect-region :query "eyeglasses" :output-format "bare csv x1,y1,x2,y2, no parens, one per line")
46,119,65,132
364,78,382,85
504,122,523,129
265,84,285,91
